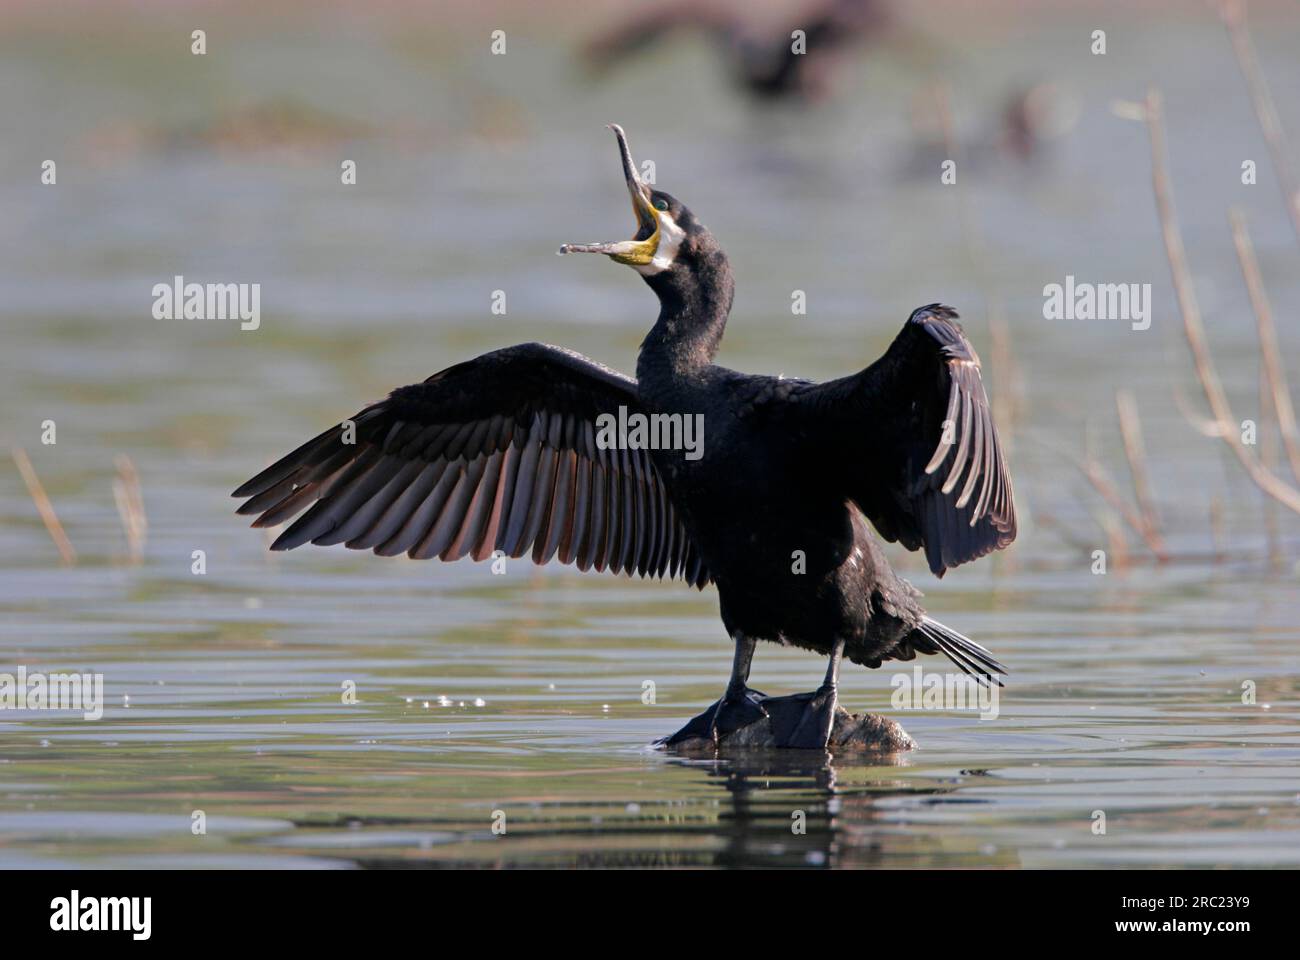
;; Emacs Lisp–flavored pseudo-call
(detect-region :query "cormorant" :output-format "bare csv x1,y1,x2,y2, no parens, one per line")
903,81,1077,176
582,0,893,104
232,125,1017,750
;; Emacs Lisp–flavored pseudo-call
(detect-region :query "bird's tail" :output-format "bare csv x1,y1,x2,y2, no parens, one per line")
913,616,1007,689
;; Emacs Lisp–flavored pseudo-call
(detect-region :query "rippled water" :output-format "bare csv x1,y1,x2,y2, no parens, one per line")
2,3,1299,868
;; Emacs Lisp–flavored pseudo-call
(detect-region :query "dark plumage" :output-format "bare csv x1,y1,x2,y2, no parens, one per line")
233,125,1016,749
234,344,709,586
582,0,893,104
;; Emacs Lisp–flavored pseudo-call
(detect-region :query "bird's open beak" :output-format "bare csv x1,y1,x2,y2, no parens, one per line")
558,124,661,266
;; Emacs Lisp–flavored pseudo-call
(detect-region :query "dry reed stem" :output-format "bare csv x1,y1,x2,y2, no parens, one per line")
11,447,76,566
1172,384,1227,439
1219,0,1300,245
1228,207,1300,483
112,453,147,565
1210,494,1226,563
1114,389,1166,556
1141,88,1300,516
1037,430,1169,561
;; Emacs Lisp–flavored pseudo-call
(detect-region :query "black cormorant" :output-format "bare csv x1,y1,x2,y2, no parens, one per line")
582,0,893,104
232,125,1016,750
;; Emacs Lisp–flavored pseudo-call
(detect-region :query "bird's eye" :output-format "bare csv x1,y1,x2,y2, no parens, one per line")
653,198,669,212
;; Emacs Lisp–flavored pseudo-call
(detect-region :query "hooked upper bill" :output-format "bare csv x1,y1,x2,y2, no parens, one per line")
558,124,676,271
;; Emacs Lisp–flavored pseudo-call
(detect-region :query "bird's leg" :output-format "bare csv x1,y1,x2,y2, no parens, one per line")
662,634,768,746
767,637,844,749
714,634,769,737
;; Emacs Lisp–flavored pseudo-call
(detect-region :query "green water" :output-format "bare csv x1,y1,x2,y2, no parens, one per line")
2,3,1299,868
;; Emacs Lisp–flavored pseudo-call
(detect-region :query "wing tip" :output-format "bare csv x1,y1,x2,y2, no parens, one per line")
909,302,961,325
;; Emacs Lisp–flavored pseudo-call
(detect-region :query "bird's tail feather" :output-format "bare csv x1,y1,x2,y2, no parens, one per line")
915,616,1007,689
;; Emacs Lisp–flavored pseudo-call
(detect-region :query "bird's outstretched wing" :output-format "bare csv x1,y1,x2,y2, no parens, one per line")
788,304,1016,576
232,342,710,587
582,2,735,73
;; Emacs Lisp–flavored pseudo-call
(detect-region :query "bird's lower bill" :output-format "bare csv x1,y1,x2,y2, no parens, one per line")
558,124,661,267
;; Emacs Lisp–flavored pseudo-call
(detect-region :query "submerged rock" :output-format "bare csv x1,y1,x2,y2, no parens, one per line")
663,707,915,754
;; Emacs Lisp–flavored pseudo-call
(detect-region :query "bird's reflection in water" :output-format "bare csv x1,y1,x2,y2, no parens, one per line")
335,748,1015,869
668,747,943,869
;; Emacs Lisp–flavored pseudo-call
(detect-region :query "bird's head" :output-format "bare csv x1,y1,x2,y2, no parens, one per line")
560,125,731,319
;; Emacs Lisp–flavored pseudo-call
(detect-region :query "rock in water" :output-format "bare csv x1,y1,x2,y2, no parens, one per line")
663,707,915,753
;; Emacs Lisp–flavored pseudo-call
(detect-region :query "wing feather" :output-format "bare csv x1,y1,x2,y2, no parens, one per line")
233,342,709,587
790,305,1016,576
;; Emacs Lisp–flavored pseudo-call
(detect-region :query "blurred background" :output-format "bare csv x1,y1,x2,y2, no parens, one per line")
1,0,1299,869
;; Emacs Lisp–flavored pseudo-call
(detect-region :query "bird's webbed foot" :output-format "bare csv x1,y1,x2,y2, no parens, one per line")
764,683,839,749
660,685,769,747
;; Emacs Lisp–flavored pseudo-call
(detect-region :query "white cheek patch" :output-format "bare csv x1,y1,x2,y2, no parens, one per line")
635,213,686,276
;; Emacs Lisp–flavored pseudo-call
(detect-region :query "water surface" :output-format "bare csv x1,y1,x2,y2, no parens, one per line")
2,3,1299,868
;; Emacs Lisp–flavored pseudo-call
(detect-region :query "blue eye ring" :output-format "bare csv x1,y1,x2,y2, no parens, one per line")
653,198,669,212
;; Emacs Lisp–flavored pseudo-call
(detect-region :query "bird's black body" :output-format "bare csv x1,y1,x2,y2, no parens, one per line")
233,126,1016,749
632,239,918,670
583,0,893,104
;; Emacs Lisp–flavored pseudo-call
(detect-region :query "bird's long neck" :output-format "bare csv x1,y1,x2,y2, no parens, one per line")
636,255,734,391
